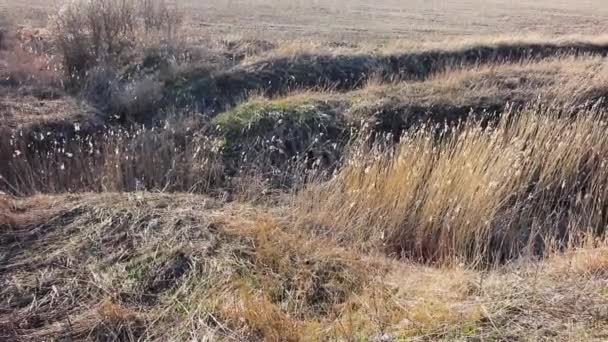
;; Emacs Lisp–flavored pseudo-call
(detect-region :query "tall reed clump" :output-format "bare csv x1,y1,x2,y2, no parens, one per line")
0,123,223,195
295,106,608,265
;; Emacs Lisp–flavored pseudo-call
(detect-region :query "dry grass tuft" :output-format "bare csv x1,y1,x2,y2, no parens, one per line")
2,193,607,340
296,107,608,265
0,119,223,195
0,194,377,341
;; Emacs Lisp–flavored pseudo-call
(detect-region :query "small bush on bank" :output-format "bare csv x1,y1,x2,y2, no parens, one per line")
51,0,183,87
79,64,164,123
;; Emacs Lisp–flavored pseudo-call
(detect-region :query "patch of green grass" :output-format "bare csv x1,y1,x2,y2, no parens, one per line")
212,98,337,141
122,252,171,292
125,254,158,283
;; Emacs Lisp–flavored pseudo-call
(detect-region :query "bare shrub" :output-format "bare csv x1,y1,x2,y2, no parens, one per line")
79,64,122,112
51,0,183,85
52,0,136,84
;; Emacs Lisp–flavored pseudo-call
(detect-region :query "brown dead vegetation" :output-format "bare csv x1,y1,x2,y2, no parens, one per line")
0,194,607,340
2,2,608,340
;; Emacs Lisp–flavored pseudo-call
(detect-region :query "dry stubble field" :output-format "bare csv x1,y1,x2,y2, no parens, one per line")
2,0,608,40
2,0,608,341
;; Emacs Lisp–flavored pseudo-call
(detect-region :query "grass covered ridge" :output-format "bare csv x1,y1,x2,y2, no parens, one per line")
2,193,608,341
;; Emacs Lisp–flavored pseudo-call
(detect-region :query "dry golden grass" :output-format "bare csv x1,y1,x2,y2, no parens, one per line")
0,193,370,340
295,107,608,265
358,54,608,111
3,104,608,340
1,193,607,341
237,34,608,65
3,1,608,341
